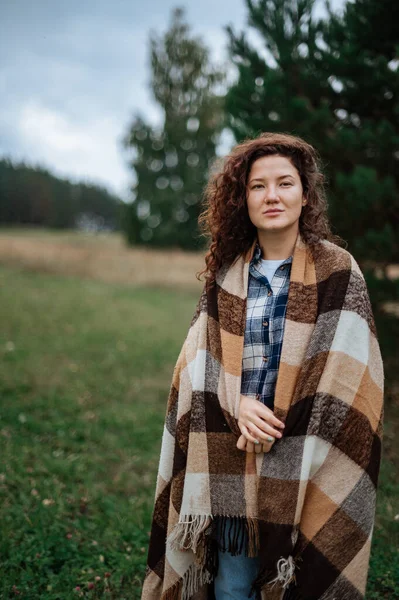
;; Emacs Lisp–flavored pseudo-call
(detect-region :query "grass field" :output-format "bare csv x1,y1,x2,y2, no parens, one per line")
0,229,398,599
0,228,204,293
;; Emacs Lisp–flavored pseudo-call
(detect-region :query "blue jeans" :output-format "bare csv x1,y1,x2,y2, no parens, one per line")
213,517,261,600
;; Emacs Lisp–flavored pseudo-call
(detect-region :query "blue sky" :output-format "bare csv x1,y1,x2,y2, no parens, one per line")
0,0,345,200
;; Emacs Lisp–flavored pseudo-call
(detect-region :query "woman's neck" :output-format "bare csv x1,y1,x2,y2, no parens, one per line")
257,227,299,260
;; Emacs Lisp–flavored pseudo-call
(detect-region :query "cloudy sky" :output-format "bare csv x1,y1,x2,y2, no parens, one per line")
0,0,344,200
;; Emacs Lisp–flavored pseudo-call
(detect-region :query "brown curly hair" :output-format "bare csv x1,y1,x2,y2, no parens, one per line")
196,132,345,285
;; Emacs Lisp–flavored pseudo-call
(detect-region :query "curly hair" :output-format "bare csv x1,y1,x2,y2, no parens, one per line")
196,132,345,286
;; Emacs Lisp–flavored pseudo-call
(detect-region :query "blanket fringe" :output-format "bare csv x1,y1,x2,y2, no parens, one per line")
167,515,299,600
162,535,218,600
169,514,212,553
246,516,260,557
250,555,298,598
213,515,260,558
161,557,301,600
268,556,296,589
181,561,213,600
169,513,260,559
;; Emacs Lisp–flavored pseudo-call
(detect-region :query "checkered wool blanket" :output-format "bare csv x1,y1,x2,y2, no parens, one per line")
141,233,384,600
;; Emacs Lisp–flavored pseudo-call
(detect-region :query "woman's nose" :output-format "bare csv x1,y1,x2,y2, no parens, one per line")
264,186,279,200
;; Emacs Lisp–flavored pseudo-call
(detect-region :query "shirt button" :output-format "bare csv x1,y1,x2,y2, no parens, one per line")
262,321,269,327
263,356,268,362
267,290,272,296
256,394,261,400
280,265,285,270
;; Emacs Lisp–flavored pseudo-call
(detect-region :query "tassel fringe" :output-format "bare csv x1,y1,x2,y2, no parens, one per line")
161,560,215,600
168,514,299,600
246,516,260,557
181,561,213,600
268,555,296,589
169,514,212,553
212,514,260,558
166,515,218,600
169,513,260,558
250,555,300,598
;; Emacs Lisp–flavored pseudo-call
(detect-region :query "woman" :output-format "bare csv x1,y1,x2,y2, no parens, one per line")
141,133,384,600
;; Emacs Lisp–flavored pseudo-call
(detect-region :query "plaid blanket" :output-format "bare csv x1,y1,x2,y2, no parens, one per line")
141,232,384,600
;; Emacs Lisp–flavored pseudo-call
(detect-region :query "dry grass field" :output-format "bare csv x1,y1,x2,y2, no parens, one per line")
0,228,204,293
1,227,398,286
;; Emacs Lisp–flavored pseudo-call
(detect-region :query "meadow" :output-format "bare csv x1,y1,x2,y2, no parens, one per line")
0,229,398,599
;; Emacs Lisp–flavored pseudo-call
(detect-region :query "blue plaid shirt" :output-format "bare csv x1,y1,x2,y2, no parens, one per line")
240,241,293,410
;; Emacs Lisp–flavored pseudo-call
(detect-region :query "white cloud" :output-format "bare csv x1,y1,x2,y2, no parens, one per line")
17,101,131,199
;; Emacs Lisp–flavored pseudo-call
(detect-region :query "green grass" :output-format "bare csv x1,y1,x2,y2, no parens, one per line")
0,264,397,599
0,265,199,599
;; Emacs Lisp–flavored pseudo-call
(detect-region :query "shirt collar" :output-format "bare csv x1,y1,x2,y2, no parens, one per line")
250,241,293,268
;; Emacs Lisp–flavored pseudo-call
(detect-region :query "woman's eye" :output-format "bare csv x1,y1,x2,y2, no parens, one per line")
250,182,292,190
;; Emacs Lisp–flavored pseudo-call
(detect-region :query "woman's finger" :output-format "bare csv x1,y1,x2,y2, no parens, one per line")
255,404,285,430
243,422,276,452
240,424,261,445
254,440,262,453
239,435,274,454
238,424,276,453
240,425,263,453
236,433,247,451
246,441,255,453
250,417,283,441
262,438,275,453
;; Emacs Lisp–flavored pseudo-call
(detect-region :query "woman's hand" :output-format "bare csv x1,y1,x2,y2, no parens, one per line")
237,433,265,454
237,394,285,453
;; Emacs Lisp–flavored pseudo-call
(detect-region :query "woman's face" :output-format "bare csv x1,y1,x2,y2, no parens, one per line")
246,154,306,236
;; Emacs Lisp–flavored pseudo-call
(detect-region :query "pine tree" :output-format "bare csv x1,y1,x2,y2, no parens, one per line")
123,8,224,249
225,0,332,146
225,0,399,271
319,0,399,267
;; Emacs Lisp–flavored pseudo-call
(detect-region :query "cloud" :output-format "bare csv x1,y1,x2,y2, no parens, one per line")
0,8,161,200
0,0,244,198
16,100,130,197
0,0,344,200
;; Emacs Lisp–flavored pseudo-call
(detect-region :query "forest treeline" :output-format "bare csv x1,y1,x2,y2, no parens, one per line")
0,159,122,231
